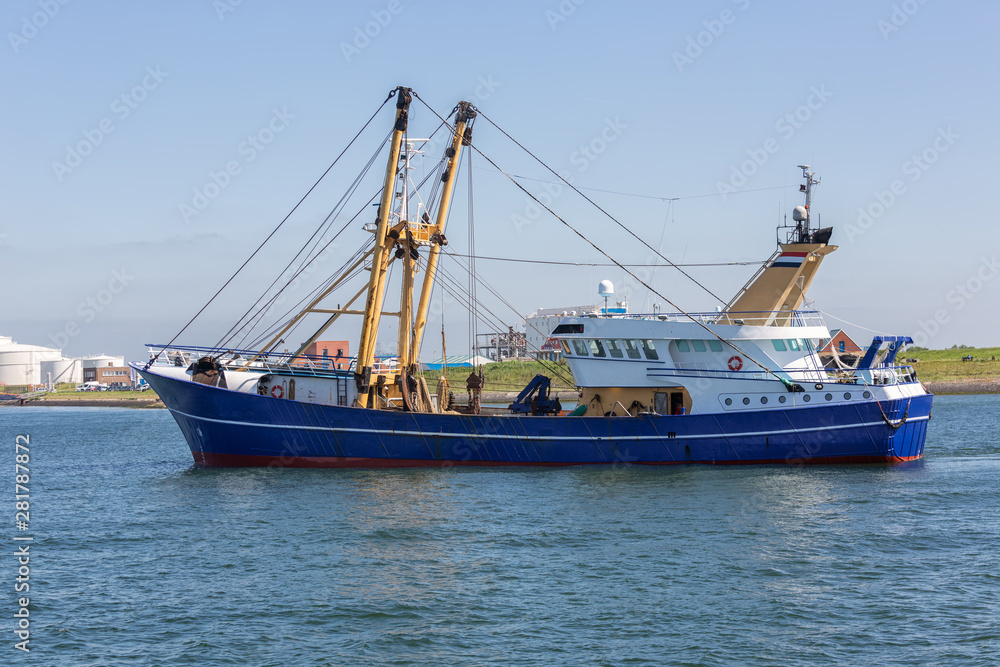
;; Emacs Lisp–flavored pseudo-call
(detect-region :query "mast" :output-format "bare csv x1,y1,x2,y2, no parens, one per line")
722,164,836,321
355,86,412,400
408,101,477,372
395,139,422,372
793,164,820,243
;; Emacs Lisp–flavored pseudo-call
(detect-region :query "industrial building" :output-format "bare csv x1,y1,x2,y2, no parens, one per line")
0,336,65,386
0,336,130,388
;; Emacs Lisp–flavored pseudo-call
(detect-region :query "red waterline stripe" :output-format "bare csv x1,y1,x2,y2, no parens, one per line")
193,451,922,468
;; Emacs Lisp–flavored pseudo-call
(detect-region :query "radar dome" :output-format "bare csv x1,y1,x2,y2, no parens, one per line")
598,280,615,297
792,206,809,222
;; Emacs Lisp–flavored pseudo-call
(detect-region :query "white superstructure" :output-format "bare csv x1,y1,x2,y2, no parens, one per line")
551,310,924,417
524,304,599,357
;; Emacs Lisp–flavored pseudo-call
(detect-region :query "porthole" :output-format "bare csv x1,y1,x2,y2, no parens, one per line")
825,393,833,401
760,396,768,404
725,398,733,406
803,394,811,402
844,392,851,400
742,397,750,405
863,391,872,399
815,383,824,390
778,395,787,404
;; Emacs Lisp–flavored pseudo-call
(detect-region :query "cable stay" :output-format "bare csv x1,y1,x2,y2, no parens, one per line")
410,92,793,388
147,86,404,370
473,107,728,307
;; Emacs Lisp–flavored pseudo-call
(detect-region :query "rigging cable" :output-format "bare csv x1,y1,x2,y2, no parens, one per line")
474,108,729,306
224,121,453,353
431,262,575,386
439,252,765,269
410,92,790,387
467,148,478,361
486,170,795,203
220,130,391,351
146,86,402,369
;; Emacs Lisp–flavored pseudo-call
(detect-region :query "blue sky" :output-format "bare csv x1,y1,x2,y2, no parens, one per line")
2,0,998,363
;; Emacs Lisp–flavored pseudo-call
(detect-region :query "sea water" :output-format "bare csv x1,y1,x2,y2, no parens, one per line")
2,394,998,666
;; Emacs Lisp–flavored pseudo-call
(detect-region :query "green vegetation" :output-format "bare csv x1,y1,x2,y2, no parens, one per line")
39,389,159,400
903,346,1000,382
420,359,576,392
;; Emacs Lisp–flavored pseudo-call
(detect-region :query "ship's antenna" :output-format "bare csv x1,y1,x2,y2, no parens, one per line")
795,164,820,242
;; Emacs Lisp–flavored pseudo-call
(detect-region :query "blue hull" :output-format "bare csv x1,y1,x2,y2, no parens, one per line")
140,368,931,467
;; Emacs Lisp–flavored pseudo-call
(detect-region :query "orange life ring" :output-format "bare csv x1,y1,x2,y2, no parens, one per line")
271,384,283,399
728,356,743,372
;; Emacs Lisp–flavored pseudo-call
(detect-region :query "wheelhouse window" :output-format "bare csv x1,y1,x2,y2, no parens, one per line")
772,339,787,351
589,339,606,357
605,340,624,358
623,339,641,359
675,340,690,353
709,340,723,352
641,340,659,360
572,339,589,356
560,340,571,355
788,339,800,351
692,340,707,352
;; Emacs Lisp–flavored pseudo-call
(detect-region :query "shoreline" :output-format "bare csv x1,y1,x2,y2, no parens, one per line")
922,379,1000,395
12,397,165,408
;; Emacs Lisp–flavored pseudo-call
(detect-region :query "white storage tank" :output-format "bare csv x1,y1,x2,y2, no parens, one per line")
40,358,83,385
0,337,63,386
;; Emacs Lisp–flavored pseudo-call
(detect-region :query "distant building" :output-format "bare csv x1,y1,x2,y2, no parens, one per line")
537,337,563,362
81,354,125,369
0,337,132,388
83,365,133,388
819,329,863,355
298,340,351,369
475,328,527,362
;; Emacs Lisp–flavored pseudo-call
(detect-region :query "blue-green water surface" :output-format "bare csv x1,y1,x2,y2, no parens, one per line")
2,394,998,666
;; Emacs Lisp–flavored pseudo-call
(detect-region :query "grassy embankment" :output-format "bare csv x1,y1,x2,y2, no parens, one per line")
420,360,577,393
1,384,162,406
904,347,1000,381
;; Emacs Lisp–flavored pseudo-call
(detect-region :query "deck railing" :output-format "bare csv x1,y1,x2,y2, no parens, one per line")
592,310,827,328
144,345,389,378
